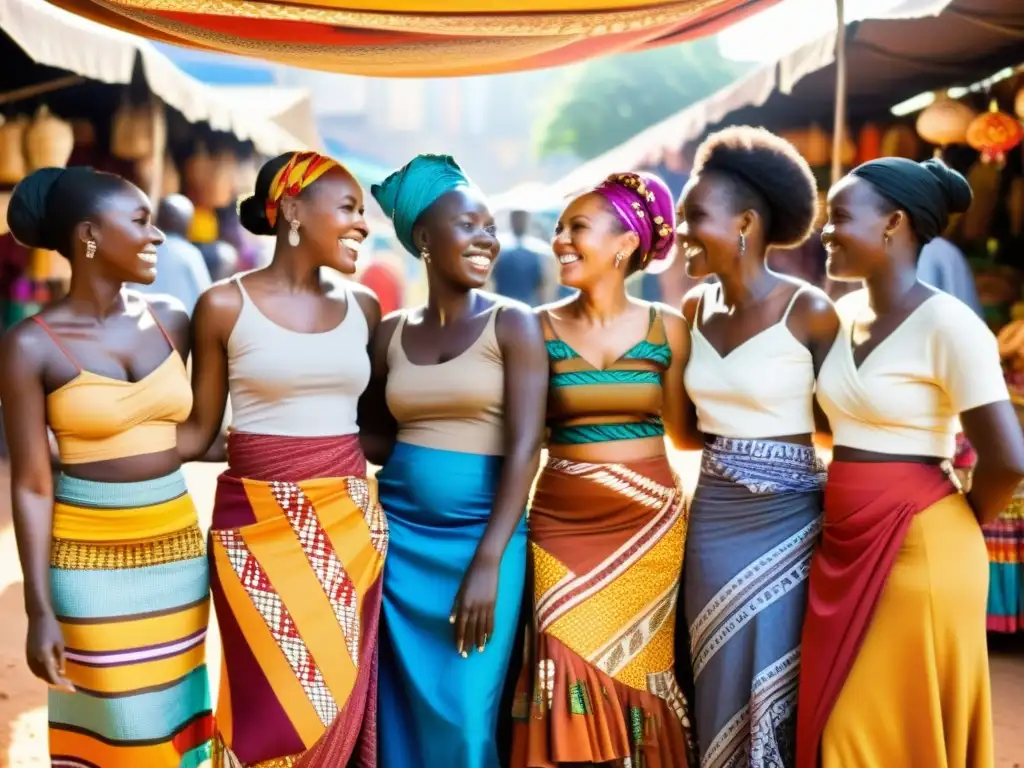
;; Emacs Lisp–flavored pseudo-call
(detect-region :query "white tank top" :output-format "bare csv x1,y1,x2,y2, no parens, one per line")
684,282,816,439
227,275,370,437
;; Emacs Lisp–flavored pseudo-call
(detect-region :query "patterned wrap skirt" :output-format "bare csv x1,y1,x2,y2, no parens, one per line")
208,433,387,767
48,470,214,767
512,454,695,768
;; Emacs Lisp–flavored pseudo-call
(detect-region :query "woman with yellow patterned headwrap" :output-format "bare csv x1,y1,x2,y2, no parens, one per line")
177,151,389,766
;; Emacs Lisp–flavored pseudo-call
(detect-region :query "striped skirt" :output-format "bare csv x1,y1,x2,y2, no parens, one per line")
49,470,214,767
512,454,695,768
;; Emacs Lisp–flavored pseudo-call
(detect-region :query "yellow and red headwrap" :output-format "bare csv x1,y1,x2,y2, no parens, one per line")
264,151,339,228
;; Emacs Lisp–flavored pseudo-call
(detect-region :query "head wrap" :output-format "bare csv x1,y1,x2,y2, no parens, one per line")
264,151,339,228
593,171,676,268
848,157,972,244
371,154,474,256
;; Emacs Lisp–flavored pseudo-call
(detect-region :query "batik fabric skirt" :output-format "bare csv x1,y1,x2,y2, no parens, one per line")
797,462,993,768
683,437,824,768
985,481,1024,633
49,470,214,767
377,441,527,767
208,433,387,767
512,454,694,768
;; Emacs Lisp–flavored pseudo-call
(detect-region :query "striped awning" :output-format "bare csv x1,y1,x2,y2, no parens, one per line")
42,0,783,77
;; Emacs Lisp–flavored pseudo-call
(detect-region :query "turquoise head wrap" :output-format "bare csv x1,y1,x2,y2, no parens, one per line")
371,154,474,257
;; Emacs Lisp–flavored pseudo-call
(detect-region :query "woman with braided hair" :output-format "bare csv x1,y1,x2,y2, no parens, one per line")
512,170,699,768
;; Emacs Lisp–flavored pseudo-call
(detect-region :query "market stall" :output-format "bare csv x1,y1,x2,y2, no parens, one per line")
0,0,310,326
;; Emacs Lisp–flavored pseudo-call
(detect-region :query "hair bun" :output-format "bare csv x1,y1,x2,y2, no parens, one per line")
238,194,275,236
922,158,973,215
7,167,67,250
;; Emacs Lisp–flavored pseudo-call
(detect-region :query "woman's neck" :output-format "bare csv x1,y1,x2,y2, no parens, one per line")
65,274,126,320
577,277,631,324
266,243,324,293
864,265,920,315
717,254,774,309
426,275,474,326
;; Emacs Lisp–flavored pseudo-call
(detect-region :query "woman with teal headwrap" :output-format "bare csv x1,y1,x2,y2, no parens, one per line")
362,154,548,767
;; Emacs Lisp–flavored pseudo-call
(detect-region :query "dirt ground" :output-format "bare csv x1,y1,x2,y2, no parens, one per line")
0,456,1021,766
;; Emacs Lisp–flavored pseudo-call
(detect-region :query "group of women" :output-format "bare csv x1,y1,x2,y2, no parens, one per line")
3,123,1022,768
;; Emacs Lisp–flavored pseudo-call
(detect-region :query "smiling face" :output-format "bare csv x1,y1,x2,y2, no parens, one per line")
675,173,749,280
822,175,902,282
552,192,639,291
283,166,368,274
82,182,164,284
416,186,499,289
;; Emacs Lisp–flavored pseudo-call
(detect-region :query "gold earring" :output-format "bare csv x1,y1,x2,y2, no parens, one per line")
288,218,300,247
420,247,430,263
883,232,891,246
614,251,624,267
85,240,97,259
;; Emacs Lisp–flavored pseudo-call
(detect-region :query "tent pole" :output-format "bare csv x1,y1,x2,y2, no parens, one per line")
0,75,86,106
830,0,847,186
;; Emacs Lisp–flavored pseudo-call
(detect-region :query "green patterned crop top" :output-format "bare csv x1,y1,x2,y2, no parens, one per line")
541,305,672,445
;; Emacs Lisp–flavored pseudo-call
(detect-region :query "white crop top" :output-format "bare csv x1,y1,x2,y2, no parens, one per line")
684,283,816,439
817,289,1009,458
227,275,371,437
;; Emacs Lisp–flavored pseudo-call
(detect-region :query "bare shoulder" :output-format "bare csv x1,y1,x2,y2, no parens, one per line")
785,281,839,343
0,315,50,373
681,282,711,325
654,301,690,347
496,299,543,344
135,291,190,335
347,281,381,327
193,277,245,340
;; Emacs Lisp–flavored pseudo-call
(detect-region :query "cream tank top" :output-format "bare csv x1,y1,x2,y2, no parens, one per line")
227,275,370,437
386,305,506,456
684,283,816,438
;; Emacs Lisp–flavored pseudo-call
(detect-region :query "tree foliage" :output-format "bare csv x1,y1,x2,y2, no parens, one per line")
535,38,748,161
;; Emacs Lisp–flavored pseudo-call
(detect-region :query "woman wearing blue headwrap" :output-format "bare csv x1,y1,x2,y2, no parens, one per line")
363,154,548,767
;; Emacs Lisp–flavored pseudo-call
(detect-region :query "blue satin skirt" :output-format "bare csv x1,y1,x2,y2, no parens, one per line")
377,441,527,768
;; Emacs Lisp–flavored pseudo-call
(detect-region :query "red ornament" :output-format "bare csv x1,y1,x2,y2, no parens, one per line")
966,100,1023,165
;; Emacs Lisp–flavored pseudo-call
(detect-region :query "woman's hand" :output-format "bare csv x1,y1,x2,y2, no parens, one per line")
27,612,74,692
450,554,500,657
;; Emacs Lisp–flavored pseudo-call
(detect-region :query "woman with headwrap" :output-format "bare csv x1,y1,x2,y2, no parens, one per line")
178,151,387,766
674,126,838,768
365,154,548,767
2,166,213,766
510,171,699,768
797,156,1024,768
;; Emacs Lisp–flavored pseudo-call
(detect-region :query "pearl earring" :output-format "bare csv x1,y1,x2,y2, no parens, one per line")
85,240,97,259
288,219,300,247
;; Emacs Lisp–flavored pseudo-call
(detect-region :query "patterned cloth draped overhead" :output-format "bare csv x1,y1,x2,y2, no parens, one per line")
46,0,781,76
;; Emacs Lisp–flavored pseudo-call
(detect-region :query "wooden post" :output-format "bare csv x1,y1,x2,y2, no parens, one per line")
148,95,167,205
830,0,847,187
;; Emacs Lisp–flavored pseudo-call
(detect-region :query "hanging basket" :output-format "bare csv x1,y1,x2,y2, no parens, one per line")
879,124,919,159
110,100,154,161
916,93,975,149
0,190,11,236
25,105,75,171
0,116,28,185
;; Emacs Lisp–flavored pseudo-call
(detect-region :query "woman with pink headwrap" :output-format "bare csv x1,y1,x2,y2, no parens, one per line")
511,172,700,767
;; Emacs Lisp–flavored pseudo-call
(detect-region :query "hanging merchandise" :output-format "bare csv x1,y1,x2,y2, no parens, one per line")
879,124,920,159
25,106,75,171
0,191,10,236
110,99,154,161
71,119,96,148
0,116,28,185
134,153,181,197
966,100,1023,165
1015,86,1024,120
915,93,976,150
960,160,1001,242
803,124,831,166
1008,177,1024,239
184,142,216,208
856,123,882,164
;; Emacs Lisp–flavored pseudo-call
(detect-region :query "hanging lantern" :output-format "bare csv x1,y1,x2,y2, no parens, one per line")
25,105,75,171
880,124,919,159
915,93,975,149
803,124,831,166
0,116,28,185
966,100,1023,165
110,99,153,161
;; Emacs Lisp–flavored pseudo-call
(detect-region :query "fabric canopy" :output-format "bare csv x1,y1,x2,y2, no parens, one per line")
1,0,307,154
42,0,782,77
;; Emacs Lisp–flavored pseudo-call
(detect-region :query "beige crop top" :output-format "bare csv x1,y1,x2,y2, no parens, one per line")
227,275,370,437
386,306,506,456
817,289,1009,458
684,283,817,438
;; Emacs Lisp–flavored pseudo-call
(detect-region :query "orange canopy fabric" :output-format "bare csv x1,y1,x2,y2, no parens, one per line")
44,0,780,77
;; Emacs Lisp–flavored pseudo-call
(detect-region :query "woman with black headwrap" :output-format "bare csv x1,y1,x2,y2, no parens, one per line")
796,157,1024,768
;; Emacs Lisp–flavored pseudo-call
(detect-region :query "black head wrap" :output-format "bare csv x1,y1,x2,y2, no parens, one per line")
848,157,973,244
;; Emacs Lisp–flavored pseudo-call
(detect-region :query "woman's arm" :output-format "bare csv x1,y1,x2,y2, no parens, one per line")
0,324,73,691
789,286,840,447
177,283,239,463
452,304,548,656
359,310,400,468
962,401,1024,524
660,305,702,451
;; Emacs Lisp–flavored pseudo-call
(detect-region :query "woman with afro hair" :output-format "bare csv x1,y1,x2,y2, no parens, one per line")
676,126,839,767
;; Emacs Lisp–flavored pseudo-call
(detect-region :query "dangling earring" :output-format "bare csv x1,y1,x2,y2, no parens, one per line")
85,240,97,259
883,232,891,246
614,251,624,268
420,247,430,263
288,219,301,247
738,231,746,257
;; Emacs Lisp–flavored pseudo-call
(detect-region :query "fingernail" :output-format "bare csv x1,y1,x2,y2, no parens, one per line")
460,650,469,659
478,645,485,653
449,615,456,624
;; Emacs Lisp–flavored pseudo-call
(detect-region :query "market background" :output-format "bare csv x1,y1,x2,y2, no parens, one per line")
0,0,1022,763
